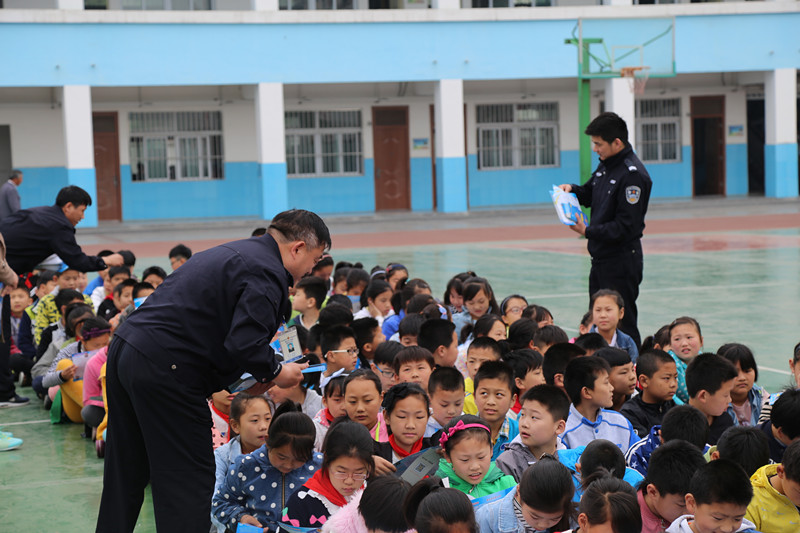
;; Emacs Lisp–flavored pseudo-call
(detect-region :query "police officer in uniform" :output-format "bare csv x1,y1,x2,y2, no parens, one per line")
560,112,652,348
96,209,330,533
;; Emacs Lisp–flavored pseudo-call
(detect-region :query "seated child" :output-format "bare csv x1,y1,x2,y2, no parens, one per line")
473,361,519,460
573,332,608,356
40,316,111,423
760,341,800,424
319,325,359,391
497,384,570,481
718,343,768,427
500,294,528,327
288,275,327,330
393,346,435,391
638,440,707,533
626,404,710,477
570,439,644,502
542,342,586,391
595,347,637,412
282,418,374,529
371,340,403,392
91,265,130,312
562,472,642,533
502,348,545,419
268,353,323,420
667,460,757,533
668,316,704,404
561,356,638,453
417,319,459,368
686,353,738,445
757,387,800,463
141,265,166,288
621,349,678,438
34,268,92,346
463,336,502,415
589,289,639,363
477,457,574,533
374,383,432,463
532,325,569,355
353,279,395,327
343,369,389,442
321,474,412,533
403,476,478,533
208,390,236,449
10,286,34,361
523,304,554,329
213,401,321,533
81,345,109,435
397,313,426,346
97,278,136,321
425,367,465,438
505,318,537,352
435,415,517,498
746,439,800,531
351,317,386,368
711,426,769,478
312,374,347,452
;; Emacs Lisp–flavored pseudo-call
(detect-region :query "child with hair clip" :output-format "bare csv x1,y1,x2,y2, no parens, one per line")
668,316,704,404
589,289,639,363
718,343,768,427
562,471,642,533
374,382,432,463
321,475,413,533
385,263,409,292
403,476,479,533
281,418,375,530
444,275,466,315
353,279,395,327
452,278,501,341
313,374,348,452
476,457,575,533
435,414,517,498
213,401,320,533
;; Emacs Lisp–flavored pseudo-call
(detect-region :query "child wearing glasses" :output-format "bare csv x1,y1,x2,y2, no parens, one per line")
319,325,359,392
281,418,375,530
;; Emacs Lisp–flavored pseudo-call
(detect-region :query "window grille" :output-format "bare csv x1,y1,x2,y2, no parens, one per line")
285,110,363,177
129,111,224,181
636,98,681,163
476,103,560,169
279,0,354,10
121,0,212,9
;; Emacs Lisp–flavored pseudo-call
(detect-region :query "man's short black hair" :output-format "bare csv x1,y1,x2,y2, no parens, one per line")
428,366,465,396
169,244,192,260
564,356,610,406
108,266,131,279
716,426,770,478
295,276,327,310
251,227,267,237
113,278,137,296
398,314,425,339
132,282,155,299
142,265,167,281
594,347,631,369
56,185,92,208
636,350,675,379
542,343,586,386
688,459,753,507
686,353,738,398
474,360,515,394
661,405,709,449
521,384,571,422
644,440,707,496
771,388,800,440
268,209,331,251
533,325,569,349
573,332,608,353
782,440,800,483
585,112,629,145
580,439,626,481
320,325,356,356
417,319,456,354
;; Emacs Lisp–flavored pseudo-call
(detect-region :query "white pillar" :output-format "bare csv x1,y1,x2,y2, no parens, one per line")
764,68,798,197
604,77,637,150
56,0,84,9
61,85,98,227
434,79,467,212
432,0,460,9
251,0,280,10
255,82,289,218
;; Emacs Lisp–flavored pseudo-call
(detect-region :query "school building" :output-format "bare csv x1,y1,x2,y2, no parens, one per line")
0,1,798,226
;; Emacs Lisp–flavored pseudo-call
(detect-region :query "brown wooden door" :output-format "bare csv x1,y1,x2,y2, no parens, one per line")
92,112,122,221
691,96,726,196
373,107,410,211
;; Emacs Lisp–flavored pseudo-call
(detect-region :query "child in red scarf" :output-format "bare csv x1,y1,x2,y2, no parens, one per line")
282,418,375,530
374,383,432,463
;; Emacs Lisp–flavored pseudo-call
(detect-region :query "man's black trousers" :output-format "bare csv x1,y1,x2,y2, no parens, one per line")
588,244,643,348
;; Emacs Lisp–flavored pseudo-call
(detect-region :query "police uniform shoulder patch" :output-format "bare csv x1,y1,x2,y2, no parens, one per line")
625,186,641,204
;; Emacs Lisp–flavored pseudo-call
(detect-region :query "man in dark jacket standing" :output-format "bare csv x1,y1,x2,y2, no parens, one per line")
96,209,330,533
0,186,123,406
560,112,652,347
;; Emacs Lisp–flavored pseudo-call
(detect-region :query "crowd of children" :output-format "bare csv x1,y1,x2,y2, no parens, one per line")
6,246,800,533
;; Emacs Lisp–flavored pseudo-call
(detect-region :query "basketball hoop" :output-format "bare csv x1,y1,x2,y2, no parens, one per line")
620,66,651,95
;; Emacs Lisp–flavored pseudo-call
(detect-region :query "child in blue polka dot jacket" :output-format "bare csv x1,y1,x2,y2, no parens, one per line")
212,401,322,532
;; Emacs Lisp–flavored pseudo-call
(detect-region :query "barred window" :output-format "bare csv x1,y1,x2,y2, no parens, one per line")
476,103,560,170
121,0,212,9
279,0,354,10
129,111,224,181
636,99,680,163
285,110,363,177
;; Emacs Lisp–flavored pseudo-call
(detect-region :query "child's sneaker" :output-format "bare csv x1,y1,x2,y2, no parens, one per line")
0,434,22,451
0,394,30,408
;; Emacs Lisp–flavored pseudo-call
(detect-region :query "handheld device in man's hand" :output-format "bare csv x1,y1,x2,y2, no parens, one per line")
228,373,257,393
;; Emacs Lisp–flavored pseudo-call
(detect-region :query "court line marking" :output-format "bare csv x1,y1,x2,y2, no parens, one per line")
0,475,103,491
0,419,50,427
531,281,796,300
759,366,792,376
